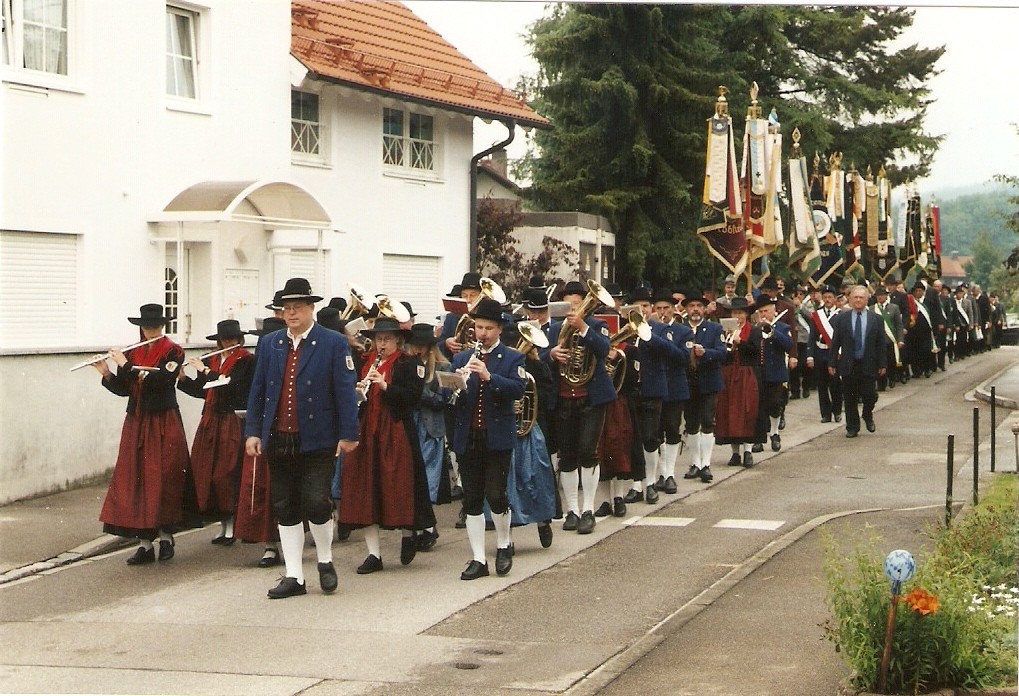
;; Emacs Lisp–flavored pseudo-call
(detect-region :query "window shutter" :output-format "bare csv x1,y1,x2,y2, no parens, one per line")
382,254,442,324
0,231,78,347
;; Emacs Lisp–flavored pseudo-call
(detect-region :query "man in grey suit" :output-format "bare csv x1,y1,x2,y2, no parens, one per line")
873,285,904,391
829,285,887,438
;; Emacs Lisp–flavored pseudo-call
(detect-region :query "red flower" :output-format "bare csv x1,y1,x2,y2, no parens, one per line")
903,588,940,616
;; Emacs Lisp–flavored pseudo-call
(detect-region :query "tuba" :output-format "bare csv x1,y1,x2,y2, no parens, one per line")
605,310,652,393
557,279,615,386
454,276,506,345
514,322,549,437
341,283,374,320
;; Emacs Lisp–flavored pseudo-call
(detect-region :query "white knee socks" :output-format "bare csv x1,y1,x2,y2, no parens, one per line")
661,442,680,479
687,433,702,469
770,417,780,437
580,465,600,513
643,448,659,491
308,521,333,564
278,523,306,583
364,524,381,560
560,469,580,515
492,511,511,550
700,433,715,467
465,514,487,562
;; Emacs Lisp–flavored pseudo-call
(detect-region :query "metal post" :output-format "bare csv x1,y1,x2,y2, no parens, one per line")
972,407,979,506
990,386,996,472
946,434,954,527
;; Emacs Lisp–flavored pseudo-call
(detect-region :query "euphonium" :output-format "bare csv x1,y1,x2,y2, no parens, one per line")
557,279,615,386
453,276,506,345
605,310,652,393
513,322,548,437
341,283,374,320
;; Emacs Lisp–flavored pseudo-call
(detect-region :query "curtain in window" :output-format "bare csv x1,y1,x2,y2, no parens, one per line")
22,0,67,74
166,10,195,98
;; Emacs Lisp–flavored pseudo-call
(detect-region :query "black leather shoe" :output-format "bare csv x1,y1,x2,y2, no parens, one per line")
612,497,627,517
834,413,843,423
335,523,352,541
751,443,764,453
865,419,876,433
211,534,235,546
662,476,678,494
623,488,643,504
460,559,490,580
495,547,513,576
537,523,553,548
727,453,741,467
820,416,832,423
594,501,612,518
416,529,438,551
682,465,699,480
698,466,713,483
644,486,659,504
455,507,466,529
400,536,417,566
789,392,800,400
356,554,383,574
450,485,464,501
158,538,175,562
779,415,786,431
257,549,280,568
846,430,859,438
742,452,754,468
577,510,596,535
318,561,338,593
562,511,579,531
770,434,781,452
654,475,666,491
126,546,155,566
267,576,306,599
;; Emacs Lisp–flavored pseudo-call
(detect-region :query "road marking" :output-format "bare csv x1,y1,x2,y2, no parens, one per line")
714,518,786,531
623,516,696,527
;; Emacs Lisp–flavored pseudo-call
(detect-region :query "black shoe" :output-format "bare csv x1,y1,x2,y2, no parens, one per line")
455,507,466,529
698,466,713,483
495,547,513,576
770,434,781,452
751,443,764,453
623,488,643,504
820,416,832,423
727,453,741,467
461,559,490,580
356,554,383,574
158,538,174,561
211,534,235,546
924,370,932,378
126,546,155,566
257,549,280,568
654,475,666,492
789,392,801,400
318,561,338,593
682,465,699,480
644,486,659,504
612,497,627,517
416,529,438,552
662,476,678,494
742,452,754,468
846,430,859,438
450,485,464,501
267,576,307,599
865,419,876,433
562,511,579,531
594,501,612,518
834,413,843,423
537,523,553,548
778,415,786,431
577,510,596,534
400,536,417,566
335,524,352,542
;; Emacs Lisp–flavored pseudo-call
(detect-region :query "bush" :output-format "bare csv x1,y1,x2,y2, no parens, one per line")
822,475,1018,694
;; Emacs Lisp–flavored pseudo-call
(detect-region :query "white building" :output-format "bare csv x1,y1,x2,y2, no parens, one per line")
0,0,546,503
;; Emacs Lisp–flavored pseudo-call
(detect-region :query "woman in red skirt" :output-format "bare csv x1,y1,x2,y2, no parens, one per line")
714,298,767,468
337,316,435,574
94,304,189,565
178,319,254,546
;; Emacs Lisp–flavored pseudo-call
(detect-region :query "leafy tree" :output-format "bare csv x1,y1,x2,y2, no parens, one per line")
521,4,943,291
994,126,1019,271
936,188,1014,256
476,196,577,300
964,229,1004,290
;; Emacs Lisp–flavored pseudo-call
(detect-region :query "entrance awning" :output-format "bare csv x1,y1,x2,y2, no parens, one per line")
151,180,332,230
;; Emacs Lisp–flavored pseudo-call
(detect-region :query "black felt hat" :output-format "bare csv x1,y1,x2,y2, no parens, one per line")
652,288,675,305
759,276,779,291
629,286,653,303
522,288,549,311
128,304,174,326
728,297,752,312
753,296,779,311
279,277,322,303
819,285,837,295
250,317,286,336
317,307,346,334
470,297,505,323
361,316,411,338
560,280,586,299
408,323,438,346
527,276,547,290
681,294,708,307
205,319,246,342
604,282,624,298
460,272,483,291
265,290,285,311
327,297,348,312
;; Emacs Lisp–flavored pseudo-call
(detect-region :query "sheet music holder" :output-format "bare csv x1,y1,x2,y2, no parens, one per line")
720,318,739,332
548,301,571,319
436,370,468,392
594,313,621,335
344,316,368,338
442,297,470,315
203,376,231,390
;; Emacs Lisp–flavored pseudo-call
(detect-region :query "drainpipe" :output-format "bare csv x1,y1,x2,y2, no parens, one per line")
469,120,515,272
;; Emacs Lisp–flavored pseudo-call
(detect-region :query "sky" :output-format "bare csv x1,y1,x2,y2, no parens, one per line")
403,2,1019,198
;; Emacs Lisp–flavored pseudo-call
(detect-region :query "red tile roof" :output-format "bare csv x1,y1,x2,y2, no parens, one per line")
290,1,549,129
939,255,970,279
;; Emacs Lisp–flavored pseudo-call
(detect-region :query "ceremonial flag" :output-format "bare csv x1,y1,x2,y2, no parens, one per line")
741,83,768,252
809,153,843,288
930,199,943,277
870,165,899,283
696,87,748,277
849,163,868,277
786,127,821,276
827,153,861,276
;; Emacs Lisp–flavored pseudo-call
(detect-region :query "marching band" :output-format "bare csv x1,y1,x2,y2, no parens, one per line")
84,270,1004,597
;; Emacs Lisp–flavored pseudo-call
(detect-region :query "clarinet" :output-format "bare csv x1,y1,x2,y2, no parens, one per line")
356,352,385,405
448,340,483,404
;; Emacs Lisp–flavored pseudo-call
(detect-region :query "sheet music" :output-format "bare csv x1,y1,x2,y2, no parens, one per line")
436,371,468,392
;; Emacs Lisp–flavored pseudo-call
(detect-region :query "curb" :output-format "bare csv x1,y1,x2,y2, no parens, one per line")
971,359,1019,409
0,534,130,586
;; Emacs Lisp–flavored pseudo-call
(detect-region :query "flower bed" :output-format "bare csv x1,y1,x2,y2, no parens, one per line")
823,474,1018,694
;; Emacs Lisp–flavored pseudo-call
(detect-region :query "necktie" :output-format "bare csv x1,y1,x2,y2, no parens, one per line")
854,311,864,359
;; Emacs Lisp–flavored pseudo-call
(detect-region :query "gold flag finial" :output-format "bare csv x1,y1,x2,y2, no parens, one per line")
866,164,874,181
715,86,729,117
747,82,761,119
878,164,887,179
829,152,843,170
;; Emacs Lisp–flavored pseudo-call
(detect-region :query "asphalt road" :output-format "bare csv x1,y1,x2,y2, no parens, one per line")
0,347,1014,696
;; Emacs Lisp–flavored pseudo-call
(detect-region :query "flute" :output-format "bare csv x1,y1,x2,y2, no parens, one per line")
69,335,162,371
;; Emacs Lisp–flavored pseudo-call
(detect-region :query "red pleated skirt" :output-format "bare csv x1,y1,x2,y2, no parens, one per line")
599,396,633,476
715,364,760,442
233,450,277,543
189,411,241,515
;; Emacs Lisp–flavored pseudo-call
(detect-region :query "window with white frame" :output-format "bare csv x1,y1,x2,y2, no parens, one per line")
382,107,436,173
166,5,197,99
2,0,69,75
0,230,78,348
291,89,321,156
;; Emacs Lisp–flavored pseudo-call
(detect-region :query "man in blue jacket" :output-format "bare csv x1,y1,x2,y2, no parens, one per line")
451,297,526,580
681,295,727,483
755,297,793,451
245,278,360,599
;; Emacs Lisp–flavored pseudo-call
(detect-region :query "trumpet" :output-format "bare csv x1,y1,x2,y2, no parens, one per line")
69,335,163,372
759,308,789,338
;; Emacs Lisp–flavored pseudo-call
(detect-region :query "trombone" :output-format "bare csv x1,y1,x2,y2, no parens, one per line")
69,336,163,372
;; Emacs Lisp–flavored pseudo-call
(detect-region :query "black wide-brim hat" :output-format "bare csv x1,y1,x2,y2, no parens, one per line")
759,276,780,291
327,296,348,312
250,317,286,336
460,272,482,291
522,287,549,311
316,307,347,334
361,316,411,338
753,296,779,311
470,297,505,324
279,277,323,303
265,289,285,311
128,303,174,326
559,280,586,299
206,319,246,342
628,286,653,303
681,295,708,307
652,288,675,305
408,322,438,346
728,297,752,312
